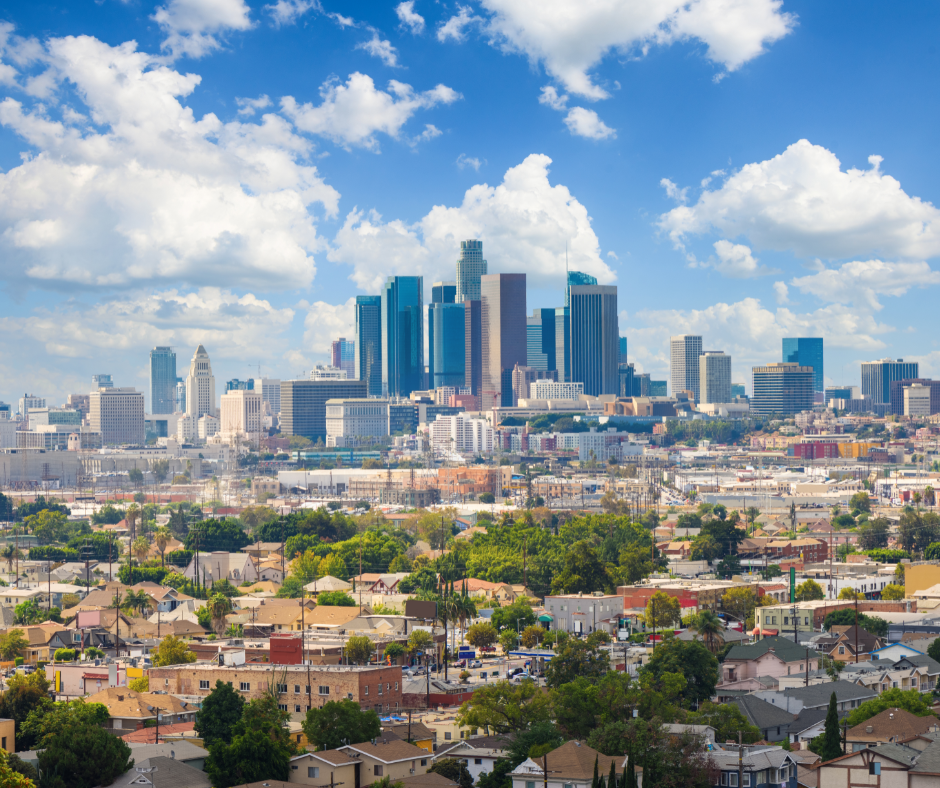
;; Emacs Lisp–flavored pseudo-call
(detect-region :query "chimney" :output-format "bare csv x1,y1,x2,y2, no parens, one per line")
866,726,873,733
171,751,175,759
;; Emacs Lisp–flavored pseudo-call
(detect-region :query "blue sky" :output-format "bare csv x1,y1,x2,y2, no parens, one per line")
1,0,939,409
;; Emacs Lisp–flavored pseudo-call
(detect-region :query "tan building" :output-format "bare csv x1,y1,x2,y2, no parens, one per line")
0,718,14,753
147,663,403,722
220,389,263,445
289,749,361,787
340,738,432,787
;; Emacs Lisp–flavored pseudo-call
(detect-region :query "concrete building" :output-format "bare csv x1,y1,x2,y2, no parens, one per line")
511,365,555,407
481,273,527,409
331,337,356,380
382,276,424,398
862,358,919,405
569,284,618,397
456,239,487,303
252,377,282,415
889,378,940,416
699,351,732,405
356,295,383,397
219,389,263,444
543,594,623,635
782,337,823,394
92,374,113,389
527,308,558,375
197,414,219,440
530,380,584,401
150,346,177,415
89,387,145,445
905,383,932,417
281,379,369,442
311,366,348,381
184,345,216,418
751,363,814,417
429,413,494,455
26,408,81,427
670,335,703,401
18,394,45,418
464,299,482,398
326,399,389,448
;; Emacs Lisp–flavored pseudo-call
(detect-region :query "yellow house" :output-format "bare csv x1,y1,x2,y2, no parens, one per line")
289,749,360,787
905,564,940,596
382,721,435,754
340,738,431,787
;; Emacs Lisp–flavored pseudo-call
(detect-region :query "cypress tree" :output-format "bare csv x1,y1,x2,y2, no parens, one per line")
608,759,617,788
591,756,599,788
818,691,843,762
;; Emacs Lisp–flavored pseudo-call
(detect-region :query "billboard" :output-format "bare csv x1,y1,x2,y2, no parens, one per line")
404,600,438,620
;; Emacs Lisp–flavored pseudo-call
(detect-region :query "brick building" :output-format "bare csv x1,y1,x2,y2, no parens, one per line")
147,663,403,722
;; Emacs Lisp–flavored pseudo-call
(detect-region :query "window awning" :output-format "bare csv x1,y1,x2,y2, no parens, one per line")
538,614,553,623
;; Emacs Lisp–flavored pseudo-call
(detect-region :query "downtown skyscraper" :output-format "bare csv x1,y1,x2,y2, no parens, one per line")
428,281,465,389
782,337,824,394
381,276,424,398
456,239,487,302
569,285,618,396
481,273,526,408
355,295,382,397
670,334,703,401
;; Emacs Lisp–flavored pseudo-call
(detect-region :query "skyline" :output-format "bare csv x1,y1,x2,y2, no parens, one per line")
1,1,939,407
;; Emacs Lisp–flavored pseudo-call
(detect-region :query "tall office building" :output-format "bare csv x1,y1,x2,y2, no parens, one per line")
456,240,487,303
280,379,367,441
18,394,45,417
225,379,254,391
355,295,382,397
150,347,177,414
699,351,732,405
751,363,814,417
619,336,628,365
464,299,483,397
89,387,145,445
381,276,424,398
331,337,356,380
555,308,570,382
565,271,598,308
862,359,920,405
670,335,703,401
252,378,282,415
92,374,113,389
782,338,824,393
429,281,464,388
569,285,619,396
527,309,557,373
185,345,216,418
175,380,186,413
480,273,527,408
220,389,263,441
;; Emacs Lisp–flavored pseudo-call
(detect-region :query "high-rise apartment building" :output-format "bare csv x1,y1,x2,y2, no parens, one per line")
92,374,113,389
670,335,703,401
464,299,483,397
355,295,382,397
331,338,356,380
699,351,732,405
220,389,263,443
862,359,920,405
280,379,368,441
782,338,824,393
429,281,464,389
381,276,423,398
89,387,145,445
526,308,557,373
185,345,216,418
456,240,487,302
751,363,814,417
555,308,570,382
150,347,177,415
252,378,282,415
569,285,619,396
565,271,598,308
481,273,527,408
18,394,45,417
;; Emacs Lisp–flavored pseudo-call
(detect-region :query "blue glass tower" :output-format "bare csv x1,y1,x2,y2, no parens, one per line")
527,309,557,373
430,303,466,388
565,271,598,308
150,347,177,414
382,276,424,398
782,337,824,393
356,295,382,396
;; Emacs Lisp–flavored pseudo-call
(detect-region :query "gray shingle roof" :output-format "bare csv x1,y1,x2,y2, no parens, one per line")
733,695,796,731
788,708,828,736
911,738,940,773
115,756,210,788
725,635,811,664
869,742,921,767
710,747,792,771
781,680,876,708
897,654,940,673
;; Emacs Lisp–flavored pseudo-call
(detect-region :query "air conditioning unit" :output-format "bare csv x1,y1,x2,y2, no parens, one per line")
347,693,353,700
410,770,415,774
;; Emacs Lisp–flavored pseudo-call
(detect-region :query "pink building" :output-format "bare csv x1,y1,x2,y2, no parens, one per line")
720,636,819,690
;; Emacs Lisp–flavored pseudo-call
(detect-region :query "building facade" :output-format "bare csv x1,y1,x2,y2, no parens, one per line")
252,377,282,415
456,239,487,303
905,383,932,416
751,363,814,417
429,413,494,455
569,284,618,396
325,398,389,447
185,345,216,418
782,337,824,394
150,347,177,415
429,303,466,389
89,388,145,445
530,380,584,400
481,273,527,409
382,276,424,398
526,308,557,374
670,335,703,401
861,358,919,405
699,351,732,405
564,270,597,308
888,378,940,415
281,379,369,441
464,299,483,398
331,338,356,380
219,389,263,443
356,295,383,397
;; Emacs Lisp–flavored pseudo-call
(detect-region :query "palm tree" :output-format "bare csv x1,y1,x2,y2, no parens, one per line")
154,527,172,568
121,590,152,618
914,492,923,510
692,610,724,653
131,536,151,567
2,545,21,575
207,593,233,635
125,504,140,541
925,486,935,508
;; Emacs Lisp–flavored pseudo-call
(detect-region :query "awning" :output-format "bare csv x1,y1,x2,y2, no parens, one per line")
762,629,778,636
538,614,553,623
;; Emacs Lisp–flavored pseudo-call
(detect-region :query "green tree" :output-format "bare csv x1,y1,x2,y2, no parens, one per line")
689,535,720,562
302,699,381,751
857,518,890,551
151,635,196,666
927,637,940,664
316,591,357,607
456,680,553,734
721,587,758,626
466,622,498,650
691,611,724,653
520,625,545,648
686,701,760,744
26,510,69,545
544,640,608,689
407,629,434,654
37,716,133,788
20,700,109,750
550,541,611,595
715,554,741,579
383,643,406,662
0,672,53,750
881,584,905,601
1,751,37,787
551,676,599,739
490,600,536,633
184,518,250,553
52,649,76,663
810,692,844,762
207,593,234,635
129,676,149,693
641,638,718,707
822,609,888,638
195,681,246,748
428,759,474,788
844,688,933,727
645,591,680,641
499,629,519,655
850,492,872,514
795,579,825,601
345,635,375,665
0,629,28,661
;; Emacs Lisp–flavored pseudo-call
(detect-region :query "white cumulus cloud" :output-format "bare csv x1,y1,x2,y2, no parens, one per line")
477,0,796,99
562,107,616,140
328,153,614,293
153,0,253,59
265,0,320,27
790,260,940,311
356,32,399,67
396,1,426,34
437,5,483,42
303,297,357,359
235,94,272,115
712,240,776,278
281,73,460,151
456,153,483,170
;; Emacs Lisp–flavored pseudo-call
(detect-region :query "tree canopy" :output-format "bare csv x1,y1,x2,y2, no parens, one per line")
302,700,381,751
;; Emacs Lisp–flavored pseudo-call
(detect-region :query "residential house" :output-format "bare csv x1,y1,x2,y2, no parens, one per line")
431,741,502,783
350,574,411,596
787,708,829,748
460,579,516,604
508,741,629,788
288,748,361,787
304,576,353,594
339,737,432,787
182,552,259,585
146,586,194,614
870,642,925,662
113,756,210,788
400,773,458,788
382,722,435,754
732,695,798,743
720,636,820,690
257,560,286,584
0,622,69,663
241,542,285,562
708,745,798,788
85,686,198,730
753,680,878,715
845,708,940,751
814,625,884,662
816,738,940,786
124,742,209,771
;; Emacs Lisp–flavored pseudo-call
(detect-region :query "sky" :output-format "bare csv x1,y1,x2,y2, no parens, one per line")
0,0,939,409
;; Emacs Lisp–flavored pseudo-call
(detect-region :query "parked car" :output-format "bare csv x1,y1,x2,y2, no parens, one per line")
470,660,482,668
507,667,525,677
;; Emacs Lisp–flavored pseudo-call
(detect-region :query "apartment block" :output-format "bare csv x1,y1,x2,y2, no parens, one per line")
89,387,145,445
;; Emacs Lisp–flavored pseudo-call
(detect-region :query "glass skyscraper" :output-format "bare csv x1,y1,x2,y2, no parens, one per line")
464,299,482,397
555,308,570,382
150,347,176,414
456,240,487,302
429,280,464,388
526,308,557,373
481,273,527,408
569,285,619,396
861,358,919,405
565,270,598,308
782,337,824,393
355,295,382,396
381,276,424,398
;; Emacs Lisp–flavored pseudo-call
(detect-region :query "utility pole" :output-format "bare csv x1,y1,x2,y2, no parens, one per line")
523,537,527,591
737,731,744,788
805,647,809,687
854,593,859,663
